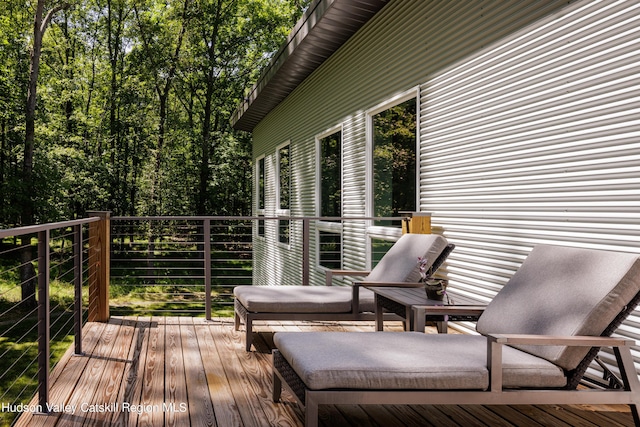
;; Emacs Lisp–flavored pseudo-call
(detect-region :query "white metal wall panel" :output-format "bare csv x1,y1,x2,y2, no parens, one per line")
419,0,640,378
251,0,640,380
253,0,576,288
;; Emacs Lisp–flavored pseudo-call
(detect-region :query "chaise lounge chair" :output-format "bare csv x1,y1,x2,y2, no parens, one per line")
272,244,640,426
234,233,452,351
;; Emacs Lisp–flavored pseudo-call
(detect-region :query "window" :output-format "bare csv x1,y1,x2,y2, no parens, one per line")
256,156,265,237
318,231,341,269
370,238,394,268
317,128,342,269
371,96,417,227
258,157,265,210
277,143,290,244
278,145,290,211
319,131,341,218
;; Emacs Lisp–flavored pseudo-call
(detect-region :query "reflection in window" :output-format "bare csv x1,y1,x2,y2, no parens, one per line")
257,157,265,237
372,98,416,226
319,231,341,269
279,219,289,244
258,157,265,210
370,238,394,268
320,131,341,218
317,130,342,269
278,145,290,244
279,145,290,210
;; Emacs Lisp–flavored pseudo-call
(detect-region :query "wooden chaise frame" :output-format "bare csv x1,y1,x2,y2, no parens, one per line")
234,243,455,351
273,290,640,427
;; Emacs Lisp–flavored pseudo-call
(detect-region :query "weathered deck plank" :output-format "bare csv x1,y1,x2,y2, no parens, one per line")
85,317,137,427
13,317,637,427
113,316,152,427
180,317,216,427
193,318,243,427
57,318,123,427
165,318,189,427
20,321,107,427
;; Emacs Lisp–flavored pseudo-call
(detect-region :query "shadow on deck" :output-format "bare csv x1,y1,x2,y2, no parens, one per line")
14,317,636,426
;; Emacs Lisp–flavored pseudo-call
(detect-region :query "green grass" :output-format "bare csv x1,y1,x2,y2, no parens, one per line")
0,301,76,427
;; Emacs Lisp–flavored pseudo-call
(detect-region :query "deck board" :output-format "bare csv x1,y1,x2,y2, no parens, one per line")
193,318,243,427
14,317,637,427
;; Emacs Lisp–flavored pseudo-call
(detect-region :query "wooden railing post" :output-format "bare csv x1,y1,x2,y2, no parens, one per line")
402,212,432,234
88,211,110,322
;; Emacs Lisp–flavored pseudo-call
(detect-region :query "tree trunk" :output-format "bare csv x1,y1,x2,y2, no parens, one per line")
134,0,189,216
20,239,37,309
21,1,68,304
107,0,124,211
23,1,69,225
197,1,222,215
1,118,5,184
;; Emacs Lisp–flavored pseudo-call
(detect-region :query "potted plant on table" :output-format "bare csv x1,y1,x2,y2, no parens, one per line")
417,256,450,303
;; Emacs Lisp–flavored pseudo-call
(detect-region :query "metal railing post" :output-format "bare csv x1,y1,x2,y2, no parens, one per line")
302,218,310,286
37,229,50,410
204,219,212,320
73,224,83,355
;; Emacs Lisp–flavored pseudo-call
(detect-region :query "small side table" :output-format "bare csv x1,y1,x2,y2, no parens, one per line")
366,286,485,333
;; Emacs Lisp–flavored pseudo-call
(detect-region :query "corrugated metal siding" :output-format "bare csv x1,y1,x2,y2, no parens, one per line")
254,0,578,287
419,0,640,378
252,0,640,377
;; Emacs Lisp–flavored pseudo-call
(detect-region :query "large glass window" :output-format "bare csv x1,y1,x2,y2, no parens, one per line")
278,145,290,210
258,157,265,210
318,231,341,269
277,144,290,244
256,156,265,237
320,131,341,218
370,238,394,268
317,129,342,269
372,97,417,226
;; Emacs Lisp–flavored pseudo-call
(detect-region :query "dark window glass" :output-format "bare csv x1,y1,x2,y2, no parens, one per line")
373,98,416,226
319,231,341,269
279,145,290,210
258,157,265,210
320,132,341,218
279,220,289,244
370,238,394,268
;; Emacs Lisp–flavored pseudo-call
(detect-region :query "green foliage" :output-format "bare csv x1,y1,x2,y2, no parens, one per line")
0,0,310,224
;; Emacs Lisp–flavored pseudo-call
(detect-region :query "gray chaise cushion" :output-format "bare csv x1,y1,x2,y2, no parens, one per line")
476,245,640,370
234,286,375,313
365,234,448,282
274,332,566,390
234,233,448,313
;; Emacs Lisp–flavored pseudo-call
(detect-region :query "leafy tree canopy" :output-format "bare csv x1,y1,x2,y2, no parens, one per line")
0,0,309,226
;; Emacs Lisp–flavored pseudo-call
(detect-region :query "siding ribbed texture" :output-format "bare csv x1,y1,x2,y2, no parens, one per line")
252,0,640,376
420,0,640,379
253,0,573,287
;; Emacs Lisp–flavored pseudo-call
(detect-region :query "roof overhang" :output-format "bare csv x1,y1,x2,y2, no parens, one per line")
231,0,388,132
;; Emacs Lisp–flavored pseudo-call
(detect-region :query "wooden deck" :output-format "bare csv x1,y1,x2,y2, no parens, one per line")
14,317,637,427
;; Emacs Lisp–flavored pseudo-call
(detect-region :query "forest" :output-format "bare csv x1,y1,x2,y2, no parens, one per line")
0,0,308,228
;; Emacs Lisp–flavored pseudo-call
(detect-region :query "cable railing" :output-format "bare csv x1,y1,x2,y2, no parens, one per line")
0,213,412,423
109,215,413,318
0,216,102,426
110,217,254,318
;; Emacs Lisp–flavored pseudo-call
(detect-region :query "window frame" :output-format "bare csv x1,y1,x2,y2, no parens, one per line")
255,155,266,239
315,125,343,270
365,87,420,243
276,141,291,246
